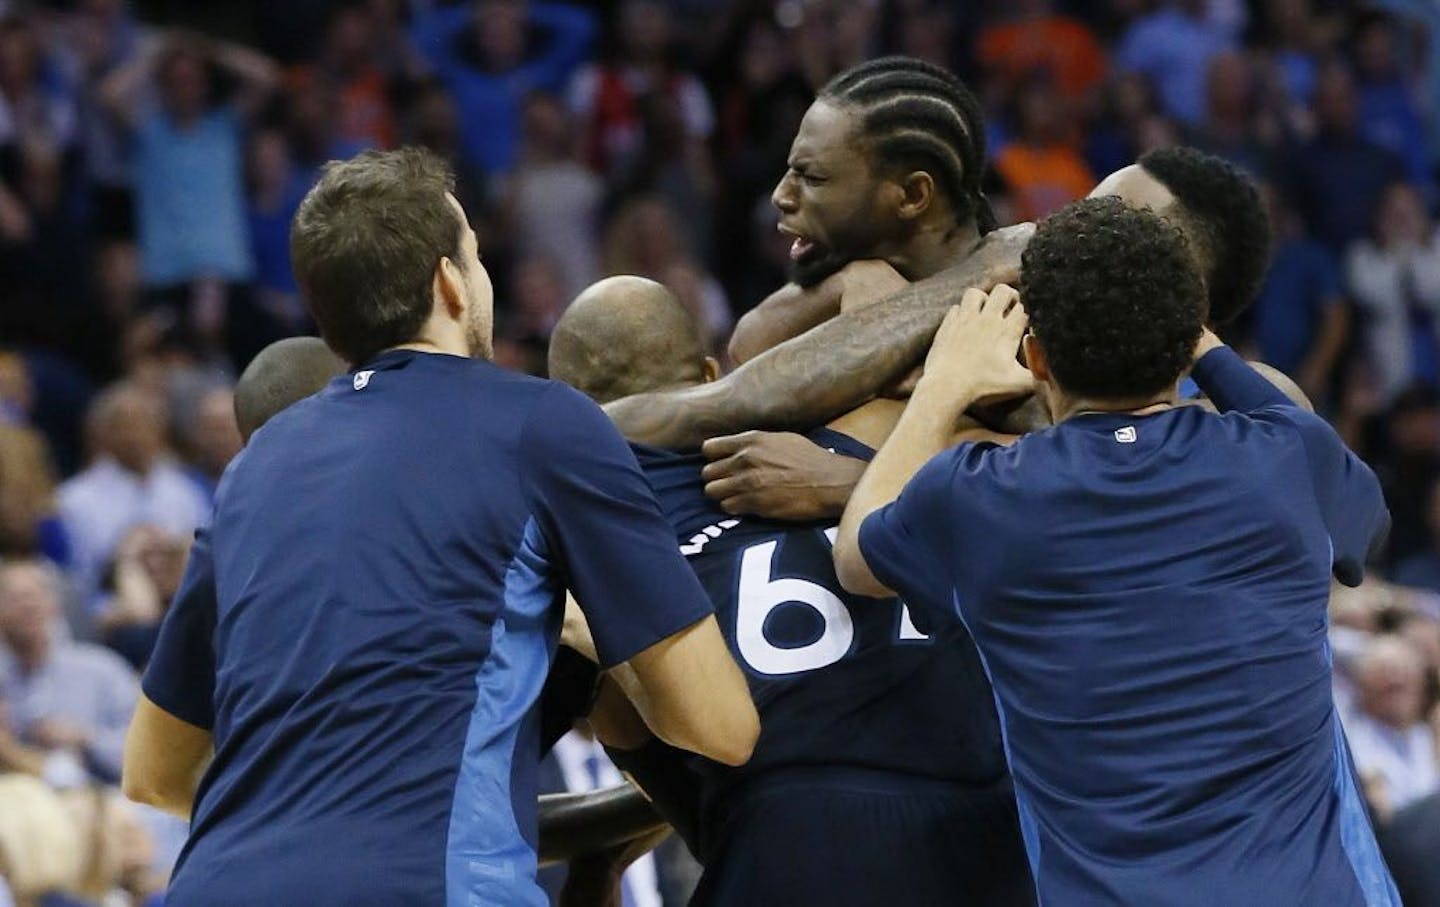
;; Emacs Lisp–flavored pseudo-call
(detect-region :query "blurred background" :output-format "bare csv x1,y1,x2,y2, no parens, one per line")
1,0,1439,904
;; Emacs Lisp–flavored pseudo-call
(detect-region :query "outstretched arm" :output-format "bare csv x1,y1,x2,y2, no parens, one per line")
604,225,1033,448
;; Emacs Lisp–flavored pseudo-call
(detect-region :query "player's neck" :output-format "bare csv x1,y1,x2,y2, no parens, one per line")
392,318,475,359
1051,389,1180,423
886,220,980,281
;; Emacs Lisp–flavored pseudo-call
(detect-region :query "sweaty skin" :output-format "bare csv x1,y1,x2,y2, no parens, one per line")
601,224,1034,449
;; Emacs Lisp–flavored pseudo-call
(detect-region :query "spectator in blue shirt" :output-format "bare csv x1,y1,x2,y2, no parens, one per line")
1115,0,1235,125
1352,12,1432,196
1290,61,1405,251
98,31,283,367
98,32,278,293
1249,181,1348,401
245,129,309,332
411,1,595,175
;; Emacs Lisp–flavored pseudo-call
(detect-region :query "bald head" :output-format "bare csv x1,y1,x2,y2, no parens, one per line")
234,337,347,442
548,276,711,403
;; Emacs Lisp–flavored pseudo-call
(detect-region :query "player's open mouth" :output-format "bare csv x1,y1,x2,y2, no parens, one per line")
778,224,822,262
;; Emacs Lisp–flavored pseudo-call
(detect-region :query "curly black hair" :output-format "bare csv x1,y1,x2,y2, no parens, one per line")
1022,196,1205,399
1138,146,1271,326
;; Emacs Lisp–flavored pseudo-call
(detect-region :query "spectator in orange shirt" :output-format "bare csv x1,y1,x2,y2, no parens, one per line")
995,79,1096,222
287,3,396,151
978,0,1107,107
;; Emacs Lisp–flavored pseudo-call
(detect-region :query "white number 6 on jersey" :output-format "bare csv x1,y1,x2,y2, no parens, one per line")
735,540,855,675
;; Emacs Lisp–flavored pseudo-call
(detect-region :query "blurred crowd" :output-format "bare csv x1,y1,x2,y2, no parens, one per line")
2,0,1440,904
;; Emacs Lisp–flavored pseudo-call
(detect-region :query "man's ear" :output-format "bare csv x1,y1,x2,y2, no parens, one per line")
1023,333,1050,384
702,356,721,383
433,257,465,320
895,171,936,223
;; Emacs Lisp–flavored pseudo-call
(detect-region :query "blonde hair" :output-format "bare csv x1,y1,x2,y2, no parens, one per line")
0,774,83,897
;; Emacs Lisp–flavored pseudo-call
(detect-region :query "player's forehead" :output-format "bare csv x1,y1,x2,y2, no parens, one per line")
1088,165,1175,214
789,99,864,168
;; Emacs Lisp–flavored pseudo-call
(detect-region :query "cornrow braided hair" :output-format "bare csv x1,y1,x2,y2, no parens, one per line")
820,55,996,235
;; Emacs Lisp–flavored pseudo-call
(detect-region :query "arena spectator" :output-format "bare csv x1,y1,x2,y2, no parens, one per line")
56,383,208,606
1381,789,1440,907
0,559,137,785
245,128,307,333
1375,0,1440,169
509,254,571,347
286,3,397,152
889,0,960,73
1350,11,1431,194
63,0,144,248
0,135,93,355
606,88,717,264
1247,181,1347,399
1115,0,1236,125
1345,181,1440,400
602,194,730,349
412,0,595,174
0,773,84,906
0,424,68,567
1084,71,1164,179
709,17,809,307
1258,0,1326,108
59,784,166,907
994,79,1095,222
98,31,280,365
1190,50,1272,176
1290,62,1405,251
406,79,491,246
1376,385,1440,567
791,0,876,91
92,524,188,671
569,0,711,178
1342,635,1439,820
977,0,1107,107
176,385,240,502
506,92,602,300
1392,480,1440,593
0,17,79,167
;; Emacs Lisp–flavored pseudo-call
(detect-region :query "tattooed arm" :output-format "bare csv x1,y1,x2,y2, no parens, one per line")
604,224,1034,448
728,275,845,365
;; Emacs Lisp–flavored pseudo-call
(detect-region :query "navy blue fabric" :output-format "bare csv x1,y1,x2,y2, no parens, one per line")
860,346,1398,905
142,350,712,907
690,769,1034,907
632,429,1023,893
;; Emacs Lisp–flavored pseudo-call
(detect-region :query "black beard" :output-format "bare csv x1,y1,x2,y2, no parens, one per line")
788,249,850,288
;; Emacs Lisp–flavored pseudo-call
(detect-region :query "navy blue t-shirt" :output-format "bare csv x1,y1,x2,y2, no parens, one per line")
632,428,1006,839
142,350,713,907
861,346,1398,906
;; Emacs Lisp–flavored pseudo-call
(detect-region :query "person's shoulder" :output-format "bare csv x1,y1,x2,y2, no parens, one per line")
57,460,119,507
516,378,618,452
416,356,556,411
913,438,1013,494
55,642,137,681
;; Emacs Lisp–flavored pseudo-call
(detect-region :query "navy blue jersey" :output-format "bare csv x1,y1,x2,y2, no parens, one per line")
860,346,1398,906
142,350,712,907
632,429,1007,824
